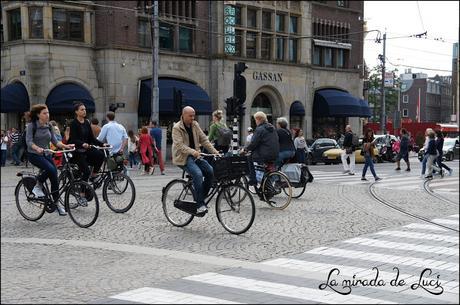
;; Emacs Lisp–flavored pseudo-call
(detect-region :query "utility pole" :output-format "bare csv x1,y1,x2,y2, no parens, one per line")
150,0,159,123
379,32,386,134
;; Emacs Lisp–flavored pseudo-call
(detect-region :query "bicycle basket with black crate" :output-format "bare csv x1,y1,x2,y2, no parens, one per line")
210,155,249,181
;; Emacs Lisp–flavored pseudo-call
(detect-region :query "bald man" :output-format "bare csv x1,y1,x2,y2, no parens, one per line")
172,106,219,214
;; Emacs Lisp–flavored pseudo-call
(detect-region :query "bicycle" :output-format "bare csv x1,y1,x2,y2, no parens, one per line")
162,153,255,235
278,162,313,199
241,154,293,210
15,148,99,228
64,145,136,213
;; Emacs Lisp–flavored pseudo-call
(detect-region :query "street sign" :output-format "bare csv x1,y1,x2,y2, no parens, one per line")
384,72,394,87
20,70,26,76
116,103,125,108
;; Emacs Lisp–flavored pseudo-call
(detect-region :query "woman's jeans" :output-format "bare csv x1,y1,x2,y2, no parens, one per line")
28,153,59,202
1,150,7,166
128,152,138,167
362,154,377,178
436,155,451,171
276,150,295,168
295,148,306,164
180,156,214,208
421,154,429,175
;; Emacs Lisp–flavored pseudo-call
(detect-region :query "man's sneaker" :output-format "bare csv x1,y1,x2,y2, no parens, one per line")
348,172,355,175
425,175,433,180
374,177,382,181
56,204,67,216
32,184,45,198
77,197,88,207
196,205,207,214
448,169,453,176
361,177,367,181
343,170,350,174
161,171,165,175
405,168,411,172
395,167,401,170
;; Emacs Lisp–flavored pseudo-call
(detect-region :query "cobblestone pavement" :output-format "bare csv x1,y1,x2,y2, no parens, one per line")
1,159,458,303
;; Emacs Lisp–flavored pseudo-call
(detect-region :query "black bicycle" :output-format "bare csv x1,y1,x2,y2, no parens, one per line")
162,153,255,235
278,163,313,199
15,148,99,228
70,145,136,213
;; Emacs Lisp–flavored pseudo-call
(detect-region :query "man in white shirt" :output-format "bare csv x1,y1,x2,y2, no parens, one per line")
97,112,128,156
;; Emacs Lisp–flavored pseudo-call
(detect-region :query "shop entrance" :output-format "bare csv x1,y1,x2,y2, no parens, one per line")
250,93,273,128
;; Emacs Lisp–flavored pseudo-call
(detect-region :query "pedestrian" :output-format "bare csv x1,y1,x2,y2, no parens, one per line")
91,117,101,138
435,130,453,177
246,127,254,146
49,120,62,141
275,117,295,168
127,130,139,168
420,128,433,178
97,112,128,156
138,127,154,175
395,128,410,171
294,129,307,164
149,120,165,175
341,125,356,175
208,110,232,154
361,129,381,181
424,129,440,180
1,130,9,167
9,127,21,165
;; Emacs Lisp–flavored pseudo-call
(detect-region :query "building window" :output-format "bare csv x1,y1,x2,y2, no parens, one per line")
336,49,344,68
247,9,257,28
53,9,83,41
403,95,409,103
29,7,43,38
179,26,192,53
289,16,298,34
402,108,408,117
276,14,284,32
234,6,241,26
261,34,271,59
288,38,297,62
8,9,21,41
324,48,333,66
262,11,271,31
276,37,284,60
235,29,242,56
246,32,257,58
313,46,321,65
138,19,151,47
159,22,173,50
337,1,349,7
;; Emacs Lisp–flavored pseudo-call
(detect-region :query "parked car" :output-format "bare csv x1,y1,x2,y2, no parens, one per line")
322,139,380,164
306,138,339,165
418,137,460,162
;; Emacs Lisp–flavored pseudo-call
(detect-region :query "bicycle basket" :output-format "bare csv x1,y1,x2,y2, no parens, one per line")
210,155,248,180
107,155,125,171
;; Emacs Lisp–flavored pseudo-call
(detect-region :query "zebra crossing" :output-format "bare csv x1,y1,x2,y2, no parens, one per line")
310,169,459,194
96,214,459,304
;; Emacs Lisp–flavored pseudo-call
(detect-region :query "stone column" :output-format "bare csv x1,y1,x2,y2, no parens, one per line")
21,5,29,40
43,6,52,40
84,11,91,44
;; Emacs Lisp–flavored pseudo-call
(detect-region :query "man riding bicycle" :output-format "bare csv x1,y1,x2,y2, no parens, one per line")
97,111,128,156
242,111,279,188
172,106,219,214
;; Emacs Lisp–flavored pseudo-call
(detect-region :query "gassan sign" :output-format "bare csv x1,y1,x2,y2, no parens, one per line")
252,71,283,82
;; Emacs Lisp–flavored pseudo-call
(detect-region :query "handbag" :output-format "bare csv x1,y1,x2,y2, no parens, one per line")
345,147,353,154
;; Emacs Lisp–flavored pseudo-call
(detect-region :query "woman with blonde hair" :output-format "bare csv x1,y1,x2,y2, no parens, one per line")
208,109,231,154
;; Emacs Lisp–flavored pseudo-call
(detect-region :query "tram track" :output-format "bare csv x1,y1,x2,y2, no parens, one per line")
368,181,459,232
423,179,458,205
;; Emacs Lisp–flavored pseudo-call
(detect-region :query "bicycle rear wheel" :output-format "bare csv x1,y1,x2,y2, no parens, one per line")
162,179,194,227
15,180,46,221
262,171,292,210
216,184,255,235
65,181,99,228
103,172,136,213
288,182,307,199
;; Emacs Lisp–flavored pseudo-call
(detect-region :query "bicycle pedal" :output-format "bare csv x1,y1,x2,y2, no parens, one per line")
194,210,208,217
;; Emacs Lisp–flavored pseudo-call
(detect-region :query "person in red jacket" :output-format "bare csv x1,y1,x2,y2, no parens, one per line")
138,127,155,175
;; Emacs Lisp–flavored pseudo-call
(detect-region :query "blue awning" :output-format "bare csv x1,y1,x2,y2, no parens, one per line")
0,82,30,113
46,83,95,113
289,100,305,116
139,78,212,116
359,99,372,117
313,89,370,118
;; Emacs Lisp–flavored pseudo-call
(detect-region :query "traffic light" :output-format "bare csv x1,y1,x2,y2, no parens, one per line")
234,62,248,105
225,97,238,117
173,88,183,114
237,104,245,117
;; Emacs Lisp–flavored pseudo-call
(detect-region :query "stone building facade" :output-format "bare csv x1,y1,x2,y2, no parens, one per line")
1,0,366,147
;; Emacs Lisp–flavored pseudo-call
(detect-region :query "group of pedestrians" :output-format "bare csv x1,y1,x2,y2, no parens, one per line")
420,128,453,179
0,127,24,166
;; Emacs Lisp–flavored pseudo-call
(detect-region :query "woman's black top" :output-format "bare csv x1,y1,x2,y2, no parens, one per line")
68,119,103,151
277,128,295,152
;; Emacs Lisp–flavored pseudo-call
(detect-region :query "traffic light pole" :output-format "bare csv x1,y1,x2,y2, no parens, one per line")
380,32,386,134
150,0,159,123
232,115,239,155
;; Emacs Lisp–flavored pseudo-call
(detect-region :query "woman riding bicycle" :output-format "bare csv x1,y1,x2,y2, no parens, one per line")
26,104,74,216
68,103,105,182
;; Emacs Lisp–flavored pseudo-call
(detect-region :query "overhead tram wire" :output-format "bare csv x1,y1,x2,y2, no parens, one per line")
385,58,452,73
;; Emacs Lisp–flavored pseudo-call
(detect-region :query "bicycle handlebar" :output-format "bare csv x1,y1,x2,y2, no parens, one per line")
200,152,224,158
43,148,76,154
91,145,113,150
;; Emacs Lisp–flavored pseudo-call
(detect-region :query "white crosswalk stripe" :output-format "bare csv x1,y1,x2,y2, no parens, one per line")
101,214,459,304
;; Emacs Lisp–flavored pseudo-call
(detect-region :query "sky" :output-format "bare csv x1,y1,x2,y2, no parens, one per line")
363,1,459,77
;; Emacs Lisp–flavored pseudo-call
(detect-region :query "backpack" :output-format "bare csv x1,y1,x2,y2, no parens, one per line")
215,124,233,146
352,133,359,147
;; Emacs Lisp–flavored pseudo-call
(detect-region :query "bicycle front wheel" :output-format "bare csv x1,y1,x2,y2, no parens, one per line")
65,181,99,228
162,179,194,227
103,172,136,213
15,180,45,221
216,184,255,235
262,171,292,210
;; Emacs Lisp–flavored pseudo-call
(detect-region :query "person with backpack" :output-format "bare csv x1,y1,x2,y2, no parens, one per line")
208,110,232,154
68,103,105,182
26,104,74,216
341,125,357,175
275,117,295,168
